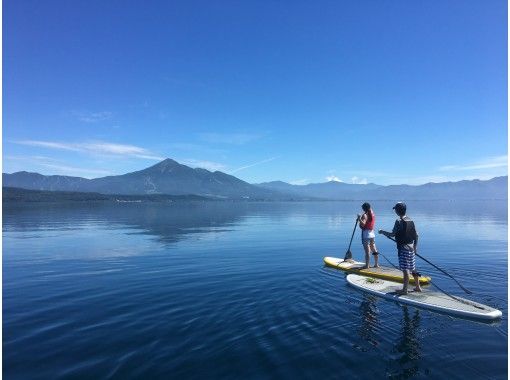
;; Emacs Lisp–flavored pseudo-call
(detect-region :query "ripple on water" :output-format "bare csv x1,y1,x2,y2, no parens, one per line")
3,201,508,379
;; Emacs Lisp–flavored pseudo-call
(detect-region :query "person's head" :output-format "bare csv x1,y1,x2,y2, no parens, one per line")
393,202,406,217
361,202,371,212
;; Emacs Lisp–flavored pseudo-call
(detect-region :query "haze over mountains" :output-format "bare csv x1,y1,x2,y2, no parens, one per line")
257,177,507,200
3,159,286,200
3,158,507,200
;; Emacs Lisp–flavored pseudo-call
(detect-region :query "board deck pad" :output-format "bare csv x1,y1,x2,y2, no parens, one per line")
324,256,431,284
346,274,502,321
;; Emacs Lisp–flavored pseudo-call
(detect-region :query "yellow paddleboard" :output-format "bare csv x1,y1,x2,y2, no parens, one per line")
323,256,431,285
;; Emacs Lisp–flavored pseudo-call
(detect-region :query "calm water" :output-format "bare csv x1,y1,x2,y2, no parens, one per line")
3,200,508,379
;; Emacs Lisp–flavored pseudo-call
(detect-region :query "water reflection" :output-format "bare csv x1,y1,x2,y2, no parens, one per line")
4,200,506,246
355,294,423,379
386,306,422,379
357,295,380,349
3,202,250,245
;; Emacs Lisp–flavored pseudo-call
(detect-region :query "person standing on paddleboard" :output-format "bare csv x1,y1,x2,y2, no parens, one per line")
379,202,422,295
358,202,379,269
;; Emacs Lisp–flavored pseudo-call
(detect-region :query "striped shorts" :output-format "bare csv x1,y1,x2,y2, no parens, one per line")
398,249,416,271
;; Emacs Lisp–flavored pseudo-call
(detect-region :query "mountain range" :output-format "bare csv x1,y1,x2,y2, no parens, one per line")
3,158,507,200
2,159,290,200
256,177,508,200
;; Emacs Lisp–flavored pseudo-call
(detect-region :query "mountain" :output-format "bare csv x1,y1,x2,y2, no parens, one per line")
84,159,287,198
257,180,383,199
368,176,508,200
1,171,89,192
257,176,507,200
3,159,507,200
3,159,292,200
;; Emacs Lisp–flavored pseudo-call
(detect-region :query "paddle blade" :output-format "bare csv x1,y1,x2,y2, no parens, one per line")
344,250,353,260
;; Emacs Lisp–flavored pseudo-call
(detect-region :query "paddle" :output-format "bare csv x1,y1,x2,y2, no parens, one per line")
379,233,472,295
343,216,360,261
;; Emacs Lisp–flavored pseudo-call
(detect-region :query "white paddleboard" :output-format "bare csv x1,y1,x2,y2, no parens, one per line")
346,274,502,321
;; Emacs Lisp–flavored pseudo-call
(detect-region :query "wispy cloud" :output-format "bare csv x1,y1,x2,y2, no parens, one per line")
81,142,152,156
326,175,343,182
351,176,368,185
38,163,112,177
5,155,60,162
198,132,261,145
230,157,278,174
4,155,112,178
14,140,164,160
179,159,227,172
326,175,367,184
439,155,508,171
15,141,82,152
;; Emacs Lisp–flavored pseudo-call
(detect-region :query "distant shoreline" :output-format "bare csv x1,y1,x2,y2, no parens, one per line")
2,187,210,203
2,187,507,203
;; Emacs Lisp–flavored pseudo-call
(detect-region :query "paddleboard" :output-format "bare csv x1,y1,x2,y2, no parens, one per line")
346,274,502,321
324,256,431,284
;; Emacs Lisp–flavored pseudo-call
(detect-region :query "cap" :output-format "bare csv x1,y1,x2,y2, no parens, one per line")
393,202,406,214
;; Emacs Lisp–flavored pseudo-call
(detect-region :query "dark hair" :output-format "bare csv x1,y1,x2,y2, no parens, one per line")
362,202,372,223
393,202,406,216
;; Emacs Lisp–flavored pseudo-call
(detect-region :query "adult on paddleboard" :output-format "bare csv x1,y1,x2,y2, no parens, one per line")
357,202,379,269
379,202,422,295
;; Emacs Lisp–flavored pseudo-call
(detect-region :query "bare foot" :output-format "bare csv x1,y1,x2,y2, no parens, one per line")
413,287,422,292
395,289,408,295
372,265,380,268
360,265,369,270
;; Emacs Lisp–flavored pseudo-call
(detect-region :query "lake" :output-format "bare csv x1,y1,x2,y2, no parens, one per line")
3,200,508,379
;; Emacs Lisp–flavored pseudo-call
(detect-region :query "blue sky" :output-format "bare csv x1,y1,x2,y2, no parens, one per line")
3,0,507,185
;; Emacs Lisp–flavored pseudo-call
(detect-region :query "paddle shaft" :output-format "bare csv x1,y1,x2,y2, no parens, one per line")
381,234,471,294
347,217,359,252
342,216,360,261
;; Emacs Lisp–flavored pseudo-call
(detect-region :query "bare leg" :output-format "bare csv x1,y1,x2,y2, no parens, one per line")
370,241,379,267
399,270,409,294
362,243,370,269
413,272,422,292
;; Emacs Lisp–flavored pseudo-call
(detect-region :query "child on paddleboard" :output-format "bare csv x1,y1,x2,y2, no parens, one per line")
358,202,379,269
379,202,422,295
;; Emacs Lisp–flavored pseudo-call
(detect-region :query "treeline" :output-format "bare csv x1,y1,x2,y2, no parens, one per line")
2,187,209,203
